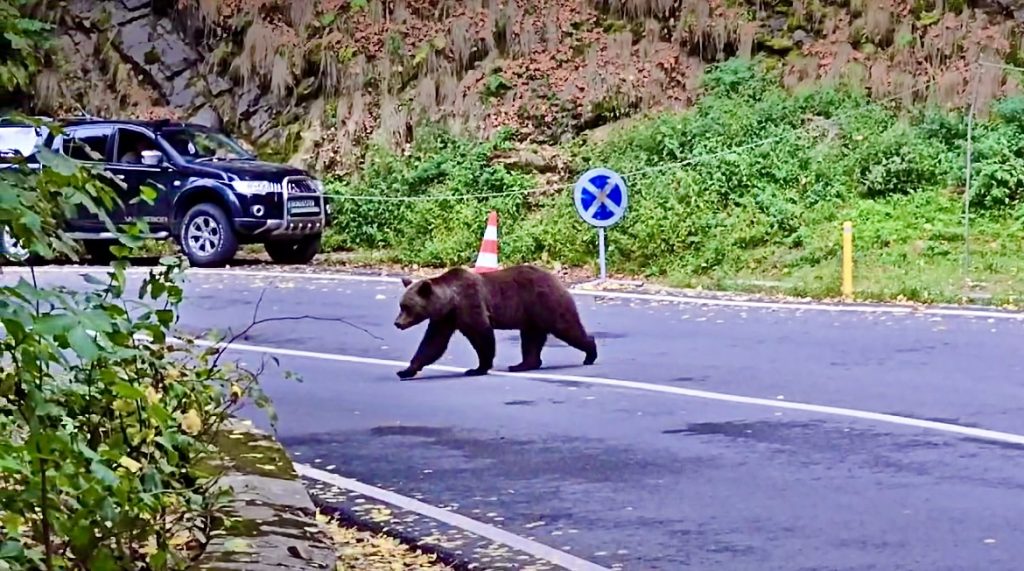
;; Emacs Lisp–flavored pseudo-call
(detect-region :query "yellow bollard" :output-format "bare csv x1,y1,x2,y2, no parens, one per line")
842,221,853,299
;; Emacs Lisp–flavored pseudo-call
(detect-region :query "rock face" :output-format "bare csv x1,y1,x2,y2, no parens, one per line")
58,1,294,160
47,0,1024,172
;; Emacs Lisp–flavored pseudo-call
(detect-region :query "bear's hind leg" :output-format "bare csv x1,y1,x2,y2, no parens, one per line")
552,320,597,366
509,328,546,372
460,326,496,376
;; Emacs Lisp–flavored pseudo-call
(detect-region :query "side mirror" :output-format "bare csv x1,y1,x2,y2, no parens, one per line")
141,150,164,166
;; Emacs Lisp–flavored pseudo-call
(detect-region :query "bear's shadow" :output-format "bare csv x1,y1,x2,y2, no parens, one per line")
401,363,587,382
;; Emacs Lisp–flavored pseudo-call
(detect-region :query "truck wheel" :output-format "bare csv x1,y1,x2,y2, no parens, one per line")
264,234,321,265
179,203,238,268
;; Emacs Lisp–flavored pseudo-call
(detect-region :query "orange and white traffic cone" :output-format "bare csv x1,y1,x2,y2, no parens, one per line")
473,210,499,273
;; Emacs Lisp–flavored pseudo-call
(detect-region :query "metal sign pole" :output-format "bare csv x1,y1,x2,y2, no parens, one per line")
573,167,628,285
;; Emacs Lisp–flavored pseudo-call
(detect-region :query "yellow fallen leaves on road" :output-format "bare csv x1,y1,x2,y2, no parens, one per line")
320,514,451,570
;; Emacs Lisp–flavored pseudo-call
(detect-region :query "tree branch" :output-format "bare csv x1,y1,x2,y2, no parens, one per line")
209,288,382,368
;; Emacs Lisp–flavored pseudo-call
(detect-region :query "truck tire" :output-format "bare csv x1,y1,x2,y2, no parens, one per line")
264,234,321,265
179,203,238,268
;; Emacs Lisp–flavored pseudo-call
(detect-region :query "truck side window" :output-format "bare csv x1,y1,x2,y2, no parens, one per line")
114,128,158,164
61,127,111,162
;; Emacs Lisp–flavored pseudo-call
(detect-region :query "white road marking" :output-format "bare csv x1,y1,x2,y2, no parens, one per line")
188,337,1024,447
295,463,610,571
10,265,1024,321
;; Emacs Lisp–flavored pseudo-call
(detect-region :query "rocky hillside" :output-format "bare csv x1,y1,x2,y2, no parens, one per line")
29,0,1024,172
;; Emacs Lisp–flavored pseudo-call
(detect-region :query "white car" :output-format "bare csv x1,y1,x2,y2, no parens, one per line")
0,118,47,262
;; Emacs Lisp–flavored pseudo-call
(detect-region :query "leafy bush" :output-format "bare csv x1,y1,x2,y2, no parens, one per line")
0,119,273,570
0,0,51,103
323,59,1024,301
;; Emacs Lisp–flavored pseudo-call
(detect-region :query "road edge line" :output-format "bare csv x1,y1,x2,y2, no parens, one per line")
294,463,611,571
15,265,1022,320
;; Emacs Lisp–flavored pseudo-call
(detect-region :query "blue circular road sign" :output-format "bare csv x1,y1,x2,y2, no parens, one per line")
573,167,628,228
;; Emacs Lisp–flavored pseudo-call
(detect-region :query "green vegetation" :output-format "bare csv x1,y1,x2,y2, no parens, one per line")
0,0,50,107
324,57,1024,305
0,116,277,570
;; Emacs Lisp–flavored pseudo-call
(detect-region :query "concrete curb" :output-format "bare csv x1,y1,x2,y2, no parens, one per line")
193,419,335,571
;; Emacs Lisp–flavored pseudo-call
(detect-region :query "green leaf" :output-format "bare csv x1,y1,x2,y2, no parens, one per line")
83,273,108,286
3,32,28,51
139,184,157,203
68,326,100,360
0,458,26,475
319,11,337,26
36,147,78,176
79,309,114,332
34,313,77,336
89,460,118,486
0,541,24,559
156,309,174,326
112,382,145,400
88,546,118,571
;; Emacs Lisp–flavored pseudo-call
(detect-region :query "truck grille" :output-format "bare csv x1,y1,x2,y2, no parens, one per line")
287,196,323,218
288,178,319,195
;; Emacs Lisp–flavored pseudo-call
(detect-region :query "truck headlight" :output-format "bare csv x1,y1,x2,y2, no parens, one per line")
232,180,282,194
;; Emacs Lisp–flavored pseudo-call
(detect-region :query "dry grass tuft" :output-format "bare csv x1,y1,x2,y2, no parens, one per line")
515,19,539,57
232,17,296,89
393,0,410,24
504,0,521,56
868,60,890,98
414,74,438,119
369,0,385,25
33,68,62,112
317,44,340,96
935,65,967,108
863,0,894,45
270,53,293,100
437,62,459,111
289,0,316,32
738,21,757,59
451,17,473,72
544,6,561,51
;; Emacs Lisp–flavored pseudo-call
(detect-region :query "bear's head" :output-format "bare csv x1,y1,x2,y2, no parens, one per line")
394,276,446,330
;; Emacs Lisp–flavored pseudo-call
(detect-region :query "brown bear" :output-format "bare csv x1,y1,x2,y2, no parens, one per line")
392,264,598,379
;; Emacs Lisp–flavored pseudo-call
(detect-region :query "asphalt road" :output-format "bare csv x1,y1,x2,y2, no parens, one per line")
9,266,1024,570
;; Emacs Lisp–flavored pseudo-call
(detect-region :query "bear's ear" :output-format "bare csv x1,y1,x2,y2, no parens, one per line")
415,281,433,298
401,277,413,288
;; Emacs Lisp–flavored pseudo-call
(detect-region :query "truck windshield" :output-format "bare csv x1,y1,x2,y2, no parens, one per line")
160,127,252,162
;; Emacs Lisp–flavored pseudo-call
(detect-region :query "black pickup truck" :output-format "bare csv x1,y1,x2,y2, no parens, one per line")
0,117,328,268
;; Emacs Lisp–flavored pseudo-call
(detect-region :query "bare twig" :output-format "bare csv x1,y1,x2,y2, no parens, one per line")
209,288,382,368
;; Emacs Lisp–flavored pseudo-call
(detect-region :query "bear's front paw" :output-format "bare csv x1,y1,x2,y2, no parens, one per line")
464,367,489,377
396,368,419,379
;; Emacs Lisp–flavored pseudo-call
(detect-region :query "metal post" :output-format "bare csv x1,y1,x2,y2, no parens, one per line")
963,62,980,283
598,227,607,281
842,221,854,299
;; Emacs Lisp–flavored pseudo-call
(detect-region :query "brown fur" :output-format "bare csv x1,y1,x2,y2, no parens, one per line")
393,264,598,379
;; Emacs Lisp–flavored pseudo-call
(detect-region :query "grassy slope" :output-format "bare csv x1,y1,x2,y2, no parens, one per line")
324,57,1024,305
